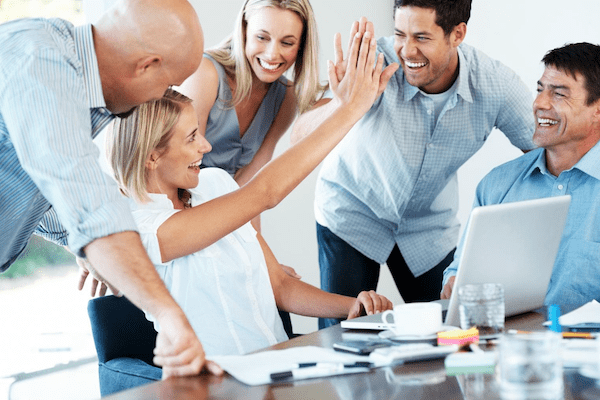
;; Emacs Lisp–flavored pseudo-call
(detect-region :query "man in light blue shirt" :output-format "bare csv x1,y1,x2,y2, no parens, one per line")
442,42,600,309
0,0,223,377
292,0,535,328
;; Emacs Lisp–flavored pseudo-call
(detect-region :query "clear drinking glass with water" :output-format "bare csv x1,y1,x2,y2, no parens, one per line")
499,331,563,400
458,283,505,338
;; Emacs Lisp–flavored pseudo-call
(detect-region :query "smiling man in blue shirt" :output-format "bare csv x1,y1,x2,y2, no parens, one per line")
0,0,223,378
292,0,534,328
442,42,600,308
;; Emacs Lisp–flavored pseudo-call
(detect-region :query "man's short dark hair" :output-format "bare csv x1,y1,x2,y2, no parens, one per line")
394,0,471,36
542,42,600,106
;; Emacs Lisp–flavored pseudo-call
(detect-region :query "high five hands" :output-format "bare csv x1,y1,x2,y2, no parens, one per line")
330,16,399,109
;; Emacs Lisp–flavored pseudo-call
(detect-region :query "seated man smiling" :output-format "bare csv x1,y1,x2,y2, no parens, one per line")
442,42,600,309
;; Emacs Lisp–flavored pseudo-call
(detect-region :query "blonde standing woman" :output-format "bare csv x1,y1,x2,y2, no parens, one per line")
180,0,323,233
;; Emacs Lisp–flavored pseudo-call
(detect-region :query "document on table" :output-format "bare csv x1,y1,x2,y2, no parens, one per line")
210,346,372,386
543,300,600,328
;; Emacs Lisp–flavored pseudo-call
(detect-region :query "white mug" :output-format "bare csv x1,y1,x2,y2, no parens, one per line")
381,302,442,336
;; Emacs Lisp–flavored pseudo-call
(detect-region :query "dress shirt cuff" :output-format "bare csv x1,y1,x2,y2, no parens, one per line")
35,230,68,247
442,265,457,287
68,199,138,258
35,207,68,246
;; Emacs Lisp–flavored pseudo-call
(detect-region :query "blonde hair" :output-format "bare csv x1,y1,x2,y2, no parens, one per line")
206,0,324,114
107,89,192,203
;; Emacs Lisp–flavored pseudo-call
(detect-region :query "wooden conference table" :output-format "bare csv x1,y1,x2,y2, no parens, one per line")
105,311,600,400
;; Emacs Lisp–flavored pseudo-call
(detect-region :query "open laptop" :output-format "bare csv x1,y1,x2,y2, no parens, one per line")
341,195,571,331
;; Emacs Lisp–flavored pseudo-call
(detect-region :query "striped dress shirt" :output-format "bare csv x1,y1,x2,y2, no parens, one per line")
0,18,137,272
315,38,536,277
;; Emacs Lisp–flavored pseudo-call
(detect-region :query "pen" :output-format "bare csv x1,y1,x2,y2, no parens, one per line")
561,332,594,339
549,305,561,333
296,362,373,368
270,362,373,381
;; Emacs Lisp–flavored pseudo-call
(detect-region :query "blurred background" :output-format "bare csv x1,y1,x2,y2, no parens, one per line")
1,0,598,399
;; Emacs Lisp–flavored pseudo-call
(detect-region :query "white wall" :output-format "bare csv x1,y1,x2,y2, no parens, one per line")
85,0,600,334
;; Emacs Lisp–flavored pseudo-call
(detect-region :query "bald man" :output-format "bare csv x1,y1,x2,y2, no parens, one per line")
0,0,221,378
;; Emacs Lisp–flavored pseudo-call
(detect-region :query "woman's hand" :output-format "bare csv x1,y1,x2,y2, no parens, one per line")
280,264,302,280
347,290,394,319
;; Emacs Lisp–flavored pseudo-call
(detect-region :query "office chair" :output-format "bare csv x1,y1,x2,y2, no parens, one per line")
87,295,162,396
88,295,297,396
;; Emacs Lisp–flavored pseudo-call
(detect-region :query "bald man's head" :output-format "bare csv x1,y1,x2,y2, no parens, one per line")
94,0,204,114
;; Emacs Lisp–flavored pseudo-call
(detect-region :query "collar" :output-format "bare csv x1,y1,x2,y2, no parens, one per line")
523,140,600,182
524,149,549,179
131,193,176,211
573,140,600,181
403,45,472,103
73,24,108,111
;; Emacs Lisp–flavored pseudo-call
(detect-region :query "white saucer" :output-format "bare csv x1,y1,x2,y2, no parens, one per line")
379,325,459,342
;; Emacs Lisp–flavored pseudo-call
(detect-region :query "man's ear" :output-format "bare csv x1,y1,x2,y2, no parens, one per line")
450,22,467,47
135,55,162,77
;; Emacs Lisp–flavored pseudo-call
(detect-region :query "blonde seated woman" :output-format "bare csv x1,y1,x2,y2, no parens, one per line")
106,31,396,356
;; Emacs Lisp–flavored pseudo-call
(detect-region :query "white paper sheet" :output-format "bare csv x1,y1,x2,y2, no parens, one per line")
543,300,600,326
211,346,371,386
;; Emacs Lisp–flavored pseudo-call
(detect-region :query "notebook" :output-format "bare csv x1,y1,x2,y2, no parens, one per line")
341,195,571,331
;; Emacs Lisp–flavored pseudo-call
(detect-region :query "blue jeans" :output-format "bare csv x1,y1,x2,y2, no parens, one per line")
317,223,455,329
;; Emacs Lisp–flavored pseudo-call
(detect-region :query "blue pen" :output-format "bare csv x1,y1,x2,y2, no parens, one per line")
549,304,561,333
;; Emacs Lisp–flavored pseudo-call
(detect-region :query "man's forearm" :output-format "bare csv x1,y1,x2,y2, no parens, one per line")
84,231,181,320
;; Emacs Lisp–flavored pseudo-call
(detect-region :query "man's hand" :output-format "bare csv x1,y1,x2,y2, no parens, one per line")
328,25,398,119
76,256,121,297
153,311,223,379
332,17,373,81
347,290,394,319
332,17,397,99
440,276,456,300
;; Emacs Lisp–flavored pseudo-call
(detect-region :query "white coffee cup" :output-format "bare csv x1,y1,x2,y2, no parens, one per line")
381,302,442,336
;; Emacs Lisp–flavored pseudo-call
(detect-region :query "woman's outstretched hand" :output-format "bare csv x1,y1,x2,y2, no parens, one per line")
347,290,394,319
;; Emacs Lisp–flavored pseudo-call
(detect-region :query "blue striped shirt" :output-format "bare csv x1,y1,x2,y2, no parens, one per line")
0,18,137,272
443,142,600,308
315,38,535,277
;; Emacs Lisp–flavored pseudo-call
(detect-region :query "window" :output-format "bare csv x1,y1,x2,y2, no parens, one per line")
0,2,100,399
0,0,83,24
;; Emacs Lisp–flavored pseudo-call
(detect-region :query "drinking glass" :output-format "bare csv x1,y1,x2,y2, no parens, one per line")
499,331,563,400
458,283,505,338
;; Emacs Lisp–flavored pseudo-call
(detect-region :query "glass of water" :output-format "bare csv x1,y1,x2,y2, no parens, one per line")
499,331,563,400
458,283,505,338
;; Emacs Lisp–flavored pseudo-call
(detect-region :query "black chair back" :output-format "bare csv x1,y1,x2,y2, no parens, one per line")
87,295,162,396
87,295,157,365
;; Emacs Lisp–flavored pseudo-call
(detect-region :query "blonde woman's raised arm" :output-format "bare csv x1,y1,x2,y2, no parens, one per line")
157,30,397,262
